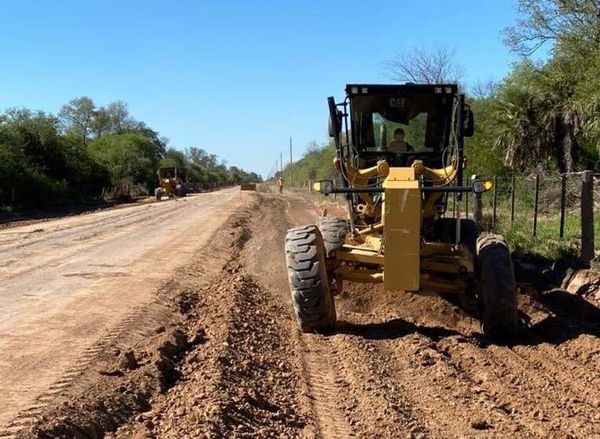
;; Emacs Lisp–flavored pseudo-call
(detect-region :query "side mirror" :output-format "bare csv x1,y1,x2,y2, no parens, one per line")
328,110,343,138
327,97,342,138
463,107,475,137
328,115,336,138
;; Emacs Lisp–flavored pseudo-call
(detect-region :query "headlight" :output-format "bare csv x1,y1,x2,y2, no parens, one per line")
313,180,334,194
472,179,493,193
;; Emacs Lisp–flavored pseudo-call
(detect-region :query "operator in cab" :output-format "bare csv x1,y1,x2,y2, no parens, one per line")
386,128,413,153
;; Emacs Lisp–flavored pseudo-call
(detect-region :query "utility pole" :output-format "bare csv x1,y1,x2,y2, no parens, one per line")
280,152,283,174
289,136,293,188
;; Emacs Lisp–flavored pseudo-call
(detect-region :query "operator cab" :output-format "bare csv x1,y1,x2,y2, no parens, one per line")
343,84,466,168
326,83,476,225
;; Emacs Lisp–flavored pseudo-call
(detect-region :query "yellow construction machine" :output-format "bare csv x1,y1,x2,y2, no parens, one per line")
154,167,186,201
285,84,518,339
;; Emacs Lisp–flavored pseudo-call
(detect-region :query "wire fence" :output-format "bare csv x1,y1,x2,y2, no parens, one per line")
449,171,597,263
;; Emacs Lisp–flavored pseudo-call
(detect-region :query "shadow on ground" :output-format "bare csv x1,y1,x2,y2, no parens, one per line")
335,287,600,349
518,288,600,345
336,318,462,341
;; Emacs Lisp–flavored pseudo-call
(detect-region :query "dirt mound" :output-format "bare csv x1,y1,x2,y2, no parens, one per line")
563,268,600,302
114,271,310,438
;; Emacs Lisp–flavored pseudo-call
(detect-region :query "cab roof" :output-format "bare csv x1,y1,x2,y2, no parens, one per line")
345,84,458,96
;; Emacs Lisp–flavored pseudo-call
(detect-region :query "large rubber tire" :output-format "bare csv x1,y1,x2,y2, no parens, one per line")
316,217,349,259
176,184,187,197
285,225,336,333
476,233,519,340
154,187,162,201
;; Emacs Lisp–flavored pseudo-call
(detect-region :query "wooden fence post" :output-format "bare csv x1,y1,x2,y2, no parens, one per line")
559,174,567,239
492,176,498,232
510,174,516,225
474,192,483,230
533,174,540,237
581,171,594,267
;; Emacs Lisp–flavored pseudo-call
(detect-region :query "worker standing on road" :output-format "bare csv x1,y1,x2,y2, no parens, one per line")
277,177,285,194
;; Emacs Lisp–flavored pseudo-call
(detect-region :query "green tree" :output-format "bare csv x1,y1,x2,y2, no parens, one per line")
87,133,162,187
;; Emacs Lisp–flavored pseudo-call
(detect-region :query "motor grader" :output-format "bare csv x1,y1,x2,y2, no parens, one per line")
285,84,518,339
154,167,186,201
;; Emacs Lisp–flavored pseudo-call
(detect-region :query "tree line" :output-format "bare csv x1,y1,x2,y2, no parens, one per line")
283,0,600,184
0,98,260,209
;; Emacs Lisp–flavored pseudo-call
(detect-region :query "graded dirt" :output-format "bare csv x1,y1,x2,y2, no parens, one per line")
4,191,599,438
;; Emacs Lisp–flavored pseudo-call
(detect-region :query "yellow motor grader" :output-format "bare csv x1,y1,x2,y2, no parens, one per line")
154,167,186,201
285,84,518,339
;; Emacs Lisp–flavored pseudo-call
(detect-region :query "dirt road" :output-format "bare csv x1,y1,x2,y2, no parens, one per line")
4,191,600,438
0,189,251,436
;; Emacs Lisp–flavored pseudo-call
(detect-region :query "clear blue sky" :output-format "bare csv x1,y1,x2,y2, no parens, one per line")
0,0,520,177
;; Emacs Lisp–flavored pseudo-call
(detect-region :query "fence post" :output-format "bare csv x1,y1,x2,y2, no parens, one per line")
465,191,469,219
452,193,457,218
474,192,483,230
559,174,567,239
492,176,498,232
581,171,594,268
533,174,540,237
510,174,516,225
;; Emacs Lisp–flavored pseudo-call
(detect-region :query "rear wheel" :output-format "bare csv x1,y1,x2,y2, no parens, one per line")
476,233,518,340
285,225,336,333
316,217,349,258
176,184,187,197
317,217,348,295
433,218,479,252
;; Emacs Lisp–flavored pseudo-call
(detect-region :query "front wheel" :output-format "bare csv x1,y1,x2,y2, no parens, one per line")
285,225,336,333
476,233,519,340
176,184,187,197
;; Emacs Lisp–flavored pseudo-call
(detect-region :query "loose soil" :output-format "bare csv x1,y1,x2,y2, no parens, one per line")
4,191,599,438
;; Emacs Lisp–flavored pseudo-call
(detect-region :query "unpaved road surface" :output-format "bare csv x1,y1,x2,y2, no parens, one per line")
2,191,599,438
0,189,250,436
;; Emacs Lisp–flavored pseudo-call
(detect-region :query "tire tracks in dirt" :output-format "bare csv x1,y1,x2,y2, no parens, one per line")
0,198,203,284
299,336,355,438
277,194,429,438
